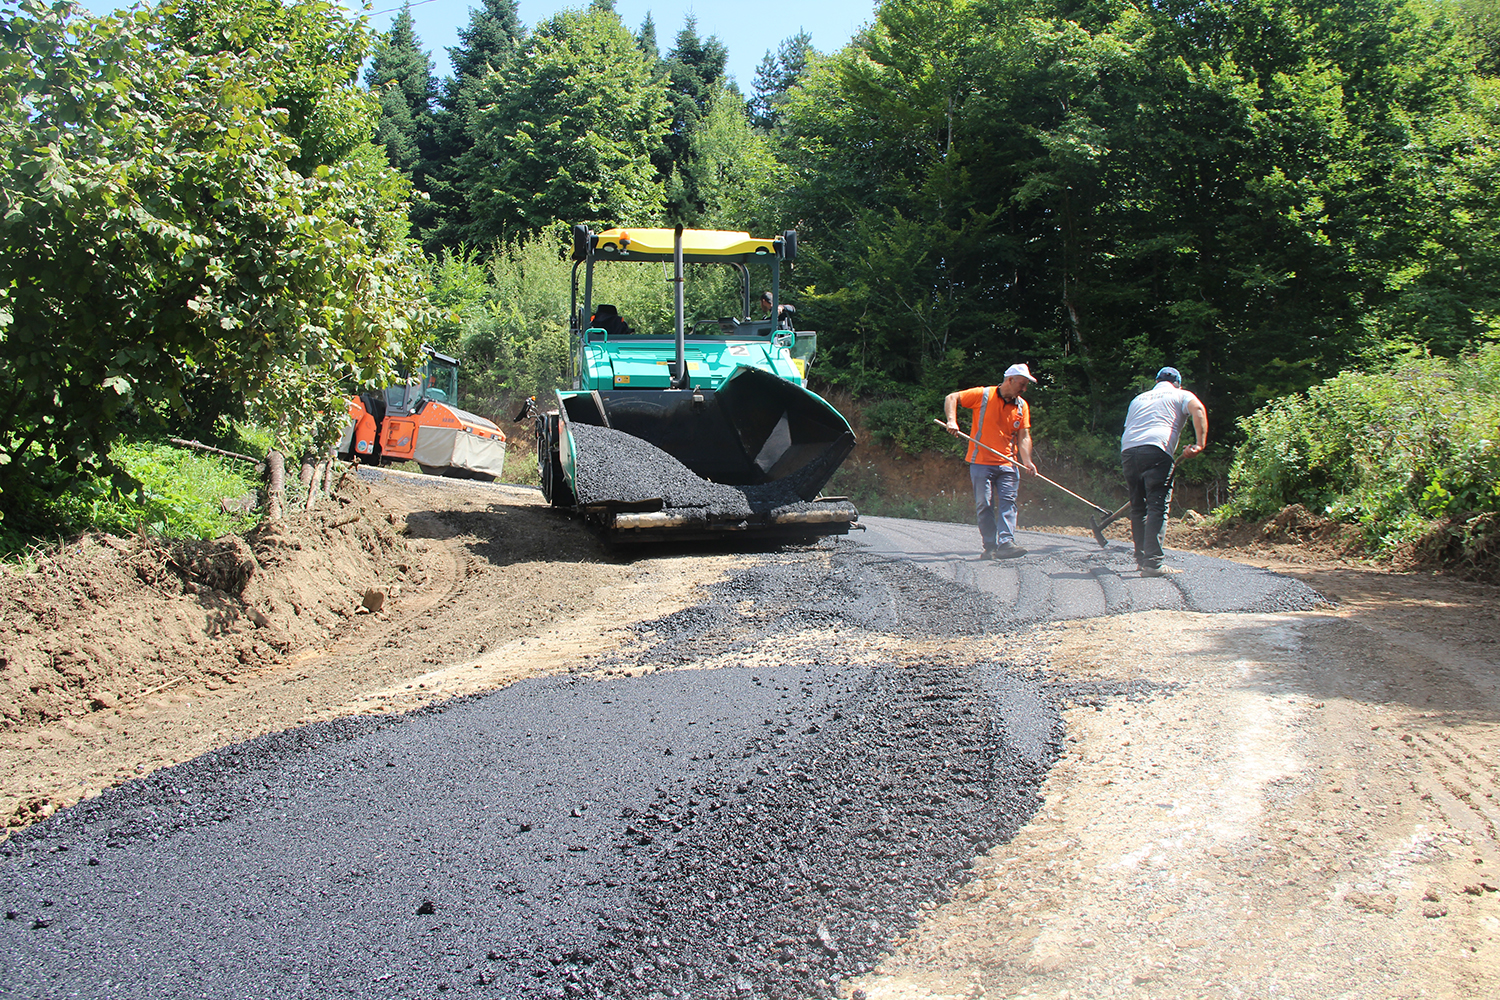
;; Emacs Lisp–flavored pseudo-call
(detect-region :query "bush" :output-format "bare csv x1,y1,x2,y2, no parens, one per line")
1223,345,1500,551
865,398,942,454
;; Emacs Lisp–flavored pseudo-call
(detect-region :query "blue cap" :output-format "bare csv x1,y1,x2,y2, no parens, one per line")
1156,366,1182,385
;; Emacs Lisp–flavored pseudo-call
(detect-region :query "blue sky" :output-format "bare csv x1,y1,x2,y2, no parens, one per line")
75,2,880,92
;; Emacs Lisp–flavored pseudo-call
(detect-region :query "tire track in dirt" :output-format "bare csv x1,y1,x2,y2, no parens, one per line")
1407,728,1500,846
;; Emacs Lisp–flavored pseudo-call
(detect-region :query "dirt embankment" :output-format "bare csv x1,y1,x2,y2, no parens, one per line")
0,468,715,830
1,481,410,734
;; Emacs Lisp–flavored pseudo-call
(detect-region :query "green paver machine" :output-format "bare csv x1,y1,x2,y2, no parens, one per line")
534,224,858,542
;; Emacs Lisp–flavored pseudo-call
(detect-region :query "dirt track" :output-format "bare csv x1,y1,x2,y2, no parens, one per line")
2,468,1498,997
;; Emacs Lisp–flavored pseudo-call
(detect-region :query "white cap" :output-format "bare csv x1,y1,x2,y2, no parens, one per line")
1004,362,1037,383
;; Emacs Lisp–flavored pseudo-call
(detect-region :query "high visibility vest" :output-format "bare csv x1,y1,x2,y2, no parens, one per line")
956,385,1028,465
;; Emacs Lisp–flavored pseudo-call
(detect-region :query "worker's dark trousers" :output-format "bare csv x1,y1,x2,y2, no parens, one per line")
969,461,1020,551
1121,445,1175,570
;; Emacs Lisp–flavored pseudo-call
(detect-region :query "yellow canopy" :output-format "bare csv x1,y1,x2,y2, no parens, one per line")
593,227,777,258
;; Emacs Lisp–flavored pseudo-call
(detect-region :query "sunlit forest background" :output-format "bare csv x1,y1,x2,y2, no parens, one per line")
3,0,1497,558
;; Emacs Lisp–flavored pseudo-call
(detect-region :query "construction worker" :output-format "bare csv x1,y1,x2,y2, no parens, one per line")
1120,366,1208,577
943,363,1038,559
759,290,796,330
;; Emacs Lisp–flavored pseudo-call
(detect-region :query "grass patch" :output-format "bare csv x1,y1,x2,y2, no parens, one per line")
84,440,264,539
1,437,268,560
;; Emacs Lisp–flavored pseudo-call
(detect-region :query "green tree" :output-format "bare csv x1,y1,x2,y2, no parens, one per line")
659,15,731,222
779,0,1499,450
162,0,375,173
0,0,432,530
636,11,659,60
749,29,816,129
687,88,785,231
450,5,669,245
777,0,999,396
1452,0,1500,74
366,2,437,178
419,0,525,249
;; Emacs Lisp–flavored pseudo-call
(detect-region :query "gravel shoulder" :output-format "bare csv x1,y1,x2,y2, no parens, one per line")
850,549,1500,1000
3,469,1497,998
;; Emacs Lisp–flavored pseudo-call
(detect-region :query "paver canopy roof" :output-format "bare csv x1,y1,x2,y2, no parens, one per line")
588,227,782,263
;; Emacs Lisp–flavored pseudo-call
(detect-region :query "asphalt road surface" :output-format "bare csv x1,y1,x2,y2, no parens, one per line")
856,517,1319,619
0,519,1321,1000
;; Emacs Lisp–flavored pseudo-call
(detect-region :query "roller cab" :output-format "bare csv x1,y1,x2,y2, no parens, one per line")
339,347,506,480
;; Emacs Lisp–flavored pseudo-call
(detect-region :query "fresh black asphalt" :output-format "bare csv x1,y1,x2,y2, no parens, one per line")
0,518,1323,1000
855,515,1321,619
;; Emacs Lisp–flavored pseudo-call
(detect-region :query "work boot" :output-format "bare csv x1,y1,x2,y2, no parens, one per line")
992,542,1027,559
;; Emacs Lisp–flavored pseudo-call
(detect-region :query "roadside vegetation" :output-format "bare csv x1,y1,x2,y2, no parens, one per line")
39,440,263,542
3,0,1498,575
0,428,276,557
1224,343,1500,566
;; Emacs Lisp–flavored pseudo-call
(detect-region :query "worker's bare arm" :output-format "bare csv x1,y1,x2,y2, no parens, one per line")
1182,396,1209,459
1017,428,1037,475
943,391,963,435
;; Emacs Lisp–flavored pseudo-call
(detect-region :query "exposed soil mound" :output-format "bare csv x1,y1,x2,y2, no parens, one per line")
1162,504,1500,583
1259,503,1349,544
1405,510,1500,583
1167,503,1362,558
0,474,418,732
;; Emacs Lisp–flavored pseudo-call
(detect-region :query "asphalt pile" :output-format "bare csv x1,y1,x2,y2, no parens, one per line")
0,545,1060,1000
569,423,853,520
568,548,1060,997
586,651,1051,1000
624,545,1004,670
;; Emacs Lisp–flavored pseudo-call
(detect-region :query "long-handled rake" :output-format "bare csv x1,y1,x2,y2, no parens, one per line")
934,419,1112,516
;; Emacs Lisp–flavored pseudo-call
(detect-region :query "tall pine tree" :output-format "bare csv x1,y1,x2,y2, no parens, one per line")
749,30,815,130
448,4,669,245
659,16,731,223
419,0,525,250
637,11,659,60
365,2,436,179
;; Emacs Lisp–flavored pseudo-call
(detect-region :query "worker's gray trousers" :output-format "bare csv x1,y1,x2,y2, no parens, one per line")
969,461,1020,552
1122,445,1175,570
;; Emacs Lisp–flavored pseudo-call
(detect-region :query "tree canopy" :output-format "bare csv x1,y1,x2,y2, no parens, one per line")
417,0,525,248
5,0,1498,535
366,1,437,178
0,0,431,528
775,0,1500,446
750,29,815,130
445,4,669,246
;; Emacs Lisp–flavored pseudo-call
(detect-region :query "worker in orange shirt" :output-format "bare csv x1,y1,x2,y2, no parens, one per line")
943,363,1039,559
